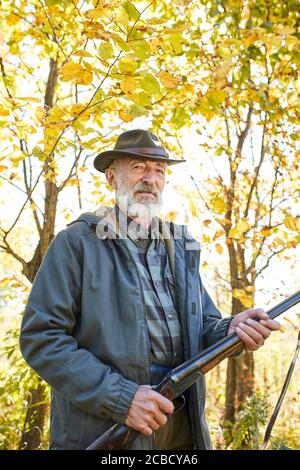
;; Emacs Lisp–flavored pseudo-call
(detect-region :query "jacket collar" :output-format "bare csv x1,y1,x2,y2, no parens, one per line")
67,205,199,279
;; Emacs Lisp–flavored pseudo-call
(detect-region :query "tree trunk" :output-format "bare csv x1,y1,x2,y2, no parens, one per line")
223,357,237,446
19,56,58,450
19,378,48,450
222,242,255,446
236,350,254,411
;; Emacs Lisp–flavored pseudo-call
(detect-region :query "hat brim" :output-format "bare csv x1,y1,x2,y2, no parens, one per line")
94,150,185,173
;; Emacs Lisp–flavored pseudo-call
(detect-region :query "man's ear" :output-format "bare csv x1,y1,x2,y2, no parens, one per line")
105,168,117,190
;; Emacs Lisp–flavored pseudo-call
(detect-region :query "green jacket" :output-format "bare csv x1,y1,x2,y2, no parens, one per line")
20,206,233,449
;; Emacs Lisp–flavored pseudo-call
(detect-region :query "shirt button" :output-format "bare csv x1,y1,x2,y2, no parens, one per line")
168,314,173,320
155,281,160,287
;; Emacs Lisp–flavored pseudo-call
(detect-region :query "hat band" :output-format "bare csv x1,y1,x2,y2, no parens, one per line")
117,147,168,157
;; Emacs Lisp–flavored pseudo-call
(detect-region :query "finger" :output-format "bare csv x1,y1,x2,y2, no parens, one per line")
238,322,265,346
146,416,161,431
236,326,259,351
245,318,271,339
259,319,281,331
153,393,174,415
152,410,168,427
247,308,269,321
140,425,153,436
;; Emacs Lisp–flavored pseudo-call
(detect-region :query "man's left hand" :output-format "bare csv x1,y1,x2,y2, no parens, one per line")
227,308,280,351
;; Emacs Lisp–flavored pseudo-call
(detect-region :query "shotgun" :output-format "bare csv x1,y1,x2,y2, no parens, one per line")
86,290,300,450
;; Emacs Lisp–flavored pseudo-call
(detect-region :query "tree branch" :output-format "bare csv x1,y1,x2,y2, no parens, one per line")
244,122,266,219
58,146,83,193
0,231,27,270
254,246,288,280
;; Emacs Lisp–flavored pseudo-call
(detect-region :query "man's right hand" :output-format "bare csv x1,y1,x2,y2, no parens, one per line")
125,385,174,436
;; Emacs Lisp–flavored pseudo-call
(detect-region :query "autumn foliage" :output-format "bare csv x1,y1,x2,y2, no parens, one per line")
0,0,299,450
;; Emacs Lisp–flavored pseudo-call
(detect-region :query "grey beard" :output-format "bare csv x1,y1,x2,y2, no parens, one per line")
116,179,163,222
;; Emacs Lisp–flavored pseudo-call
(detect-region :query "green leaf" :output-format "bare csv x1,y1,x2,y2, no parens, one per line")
112,34,130,52
129,91,152,106
99,42,114,60
32,146,46,160
171,107,189,128
114,6,130,29
168,33,182,54
129,104,148,117
207,89,228,106
119,56,139,74
131,40,151,61
139,73,161,95
123,1,140,21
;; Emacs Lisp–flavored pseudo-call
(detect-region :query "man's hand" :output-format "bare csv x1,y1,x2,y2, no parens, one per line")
227,308,280,351
125,385,174,436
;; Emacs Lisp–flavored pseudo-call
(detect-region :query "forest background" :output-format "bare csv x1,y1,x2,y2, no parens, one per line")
0,0,299,450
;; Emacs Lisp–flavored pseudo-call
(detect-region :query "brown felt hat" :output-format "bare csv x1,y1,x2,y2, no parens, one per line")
93,129,185,173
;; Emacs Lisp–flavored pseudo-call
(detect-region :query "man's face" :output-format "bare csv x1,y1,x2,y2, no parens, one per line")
106,157,167,221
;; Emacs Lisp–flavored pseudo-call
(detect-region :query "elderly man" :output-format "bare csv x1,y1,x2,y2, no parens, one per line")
20,129,280,450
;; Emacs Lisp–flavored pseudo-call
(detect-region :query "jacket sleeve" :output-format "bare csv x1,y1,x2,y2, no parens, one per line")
19,229,138,424
200,276,234,348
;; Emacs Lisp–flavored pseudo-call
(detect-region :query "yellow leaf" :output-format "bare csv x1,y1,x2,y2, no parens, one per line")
228,228,239,239
113,6,129,28
70,104,87,116
190,200,197,217
285,35,299,51
10,153,25,163
0,165,8,172
213,230,223,241
228,220,249,239
77,70,93,85
260,226,271,236
215,243,223,255
35,106,46,123
0,277,14,287
60,61,83,81
236,219,249,234
203,234,210,243
119,56,138,74
85,5,112,19
244,33,258,48
6,13,20,25
165,211,178,222
118,110,134,122
284,215,299,231
11,281,22,288
0,105,10,116
246,286,254,292
207,89,228,106
73,50,93,57
213,61,232,80
66,178,78,187
16,97,41,103
203,219,211,226
158,70,180,89
120,76,138,94
212,197,227,214
59,62,93,85
232,288,253,308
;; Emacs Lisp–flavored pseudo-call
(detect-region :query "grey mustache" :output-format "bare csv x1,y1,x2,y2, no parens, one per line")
134,185,158,196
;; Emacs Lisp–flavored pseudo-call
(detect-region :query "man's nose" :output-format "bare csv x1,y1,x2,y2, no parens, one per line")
142,169,157,185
